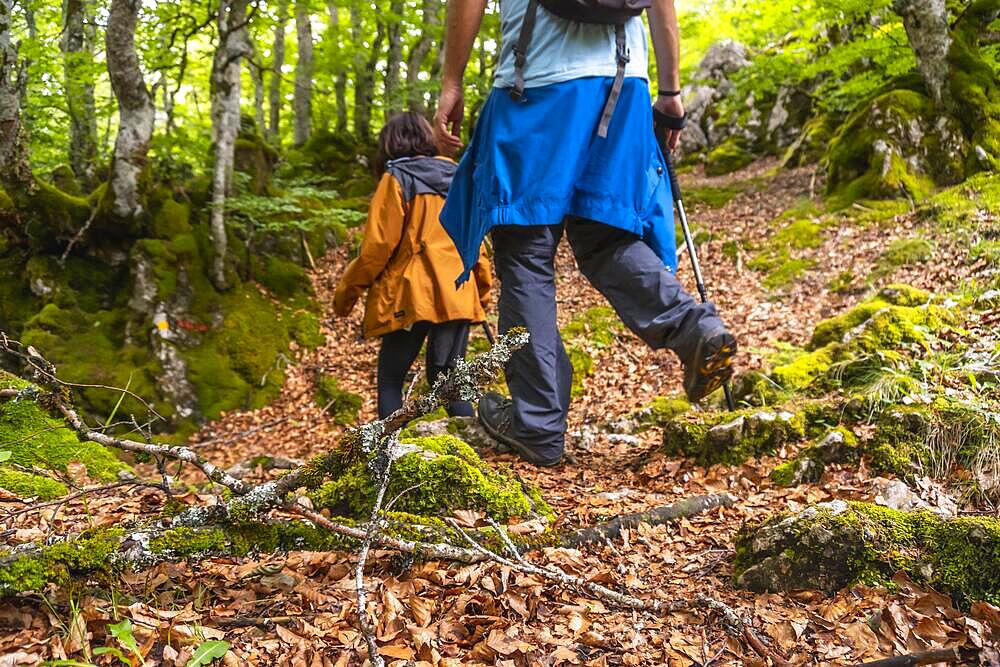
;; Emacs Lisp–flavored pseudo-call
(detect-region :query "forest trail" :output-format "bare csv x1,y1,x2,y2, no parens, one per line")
152,158,993,664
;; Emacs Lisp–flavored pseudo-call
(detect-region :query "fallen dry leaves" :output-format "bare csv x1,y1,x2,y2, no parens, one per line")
3,160,999,665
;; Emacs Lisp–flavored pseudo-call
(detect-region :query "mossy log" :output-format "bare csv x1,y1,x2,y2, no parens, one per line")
733,500,1000,604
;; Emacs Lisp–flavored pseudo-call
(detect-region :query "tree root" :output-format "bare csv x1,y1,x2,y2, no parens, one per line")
849,646,992,667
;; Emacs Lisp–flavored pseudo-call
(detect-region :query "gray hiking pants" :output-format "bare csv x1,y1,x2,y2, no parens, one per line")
493,218,722,460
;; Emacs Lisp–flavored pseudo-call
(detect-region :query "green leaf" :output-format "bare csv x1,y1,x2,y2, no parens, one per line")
185,640,231,667
108,618,142,659
93,646,131,665
0,450,11,462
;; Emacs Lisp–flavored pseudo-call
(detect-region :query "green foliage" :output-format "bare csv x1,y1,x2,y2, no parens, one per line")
704,138,754,176
186,641,231,667
561,307,624,398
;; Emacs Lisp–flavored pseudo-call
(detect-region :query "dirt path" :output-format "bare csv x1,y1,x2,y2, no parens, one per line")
5,160,990,665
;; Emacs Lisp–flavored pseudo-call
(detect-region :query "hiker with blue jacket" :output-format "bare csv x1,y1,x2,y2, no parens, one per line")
435,0,737,467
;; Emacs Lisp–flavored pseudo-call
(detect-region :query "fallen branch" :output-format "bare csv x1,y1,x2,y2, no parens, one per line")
849,647,987,667
0,388,17,399
565,494,736,548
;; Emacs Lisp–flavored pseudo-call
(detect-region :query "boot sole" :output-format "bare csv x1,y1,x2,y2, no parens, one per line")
477,401,563,468
685,332,737,403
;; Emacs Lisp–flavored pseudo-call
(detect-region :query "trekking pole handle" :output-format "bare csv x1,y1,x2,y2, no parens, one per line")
665,152,683,204
652,107,685,204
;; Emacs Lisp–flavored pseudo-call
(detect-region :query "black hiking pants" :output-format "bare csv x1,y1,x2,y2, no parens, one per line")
493,218,723,460
377,320,474,419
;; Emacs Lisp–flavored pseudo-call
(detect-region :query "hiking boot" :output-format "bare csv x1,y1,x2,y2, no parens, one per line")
477,392,564,467
682,327,737,403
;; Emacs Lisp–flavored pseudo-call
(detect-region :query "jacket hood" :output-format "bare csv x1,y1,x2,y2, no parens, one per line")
386,156,456,202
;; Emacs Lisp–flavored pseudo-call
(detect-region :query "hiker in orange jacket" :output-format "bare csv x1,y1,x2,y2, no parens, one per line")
334,111,492,419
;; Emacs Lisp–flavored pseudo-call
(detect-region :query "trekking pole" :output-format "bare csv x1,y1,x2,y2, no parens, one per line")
481,321,496,347
653,109,737,411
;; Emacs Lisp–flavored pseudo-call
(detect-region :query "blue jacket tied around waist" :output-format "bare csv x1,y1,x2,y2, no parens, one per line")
440,76,677,285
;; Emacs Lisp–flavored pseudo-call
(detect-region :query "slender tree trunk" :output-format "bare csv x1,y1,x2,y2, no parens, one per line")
0,0,30,188
249,39,266,135
105,0,154,218
405,0,440,114
383,0,404,121
352,3,383,142
293,0,312,147
268,0,289,143
62,0,98,189
892,0,951,106
209,0,250,290
327,0,348,132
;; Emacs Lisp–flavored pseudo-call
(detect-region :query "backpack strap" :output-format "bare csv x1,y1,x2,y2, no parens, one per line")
510,0,540,101
597,23,628,138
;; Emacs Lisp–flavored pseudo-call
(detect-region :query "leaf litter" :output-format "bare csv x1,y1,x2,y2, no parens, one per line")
2,160,999,665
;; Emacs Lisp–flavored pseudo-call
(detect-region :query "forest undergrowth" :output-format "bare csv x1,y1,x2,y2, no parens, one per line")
3,157,1000,665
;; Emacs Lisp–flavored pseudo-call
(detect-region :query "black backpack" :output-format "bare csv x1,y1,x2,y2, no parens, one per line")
510,0,652,137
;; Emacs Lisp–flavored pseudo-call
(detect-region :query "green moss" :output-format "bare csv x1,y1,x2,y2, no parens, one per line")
0,186,14,211
684,183,744,208
809,286,933,349
314,374,362,425
0,387,128,490
0,468,68,500
705,138,755,176
763,257,815,289
734,501,1000,604
662,404,823,466
872,237,934,278
289,311,325,349
0,529,123,596
22,180,92,250
149,195,192,239
0,255,39,336
769,427,860,487
773,219,823,250
561,306,623,398
256,256,311,298
309,434,552,521
825,89,956,207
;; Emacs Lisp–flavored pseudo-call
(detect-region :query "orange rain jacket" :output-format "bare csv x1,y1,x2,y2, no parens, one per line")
333,156,492,338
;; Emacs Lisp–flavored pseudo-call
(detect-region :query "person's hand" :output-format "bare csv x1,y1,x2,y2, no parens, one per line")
653,94,685,152
434,81,465,156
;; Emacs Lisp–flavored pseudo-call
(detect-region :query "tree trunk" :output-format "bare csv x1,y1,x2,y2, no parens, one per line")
293,0,312,147
268,0,289,143
892,0,951,106
249,39,266,135
0,0,30,188
105,0,154,219
405,0,441,114
62,0,98,189
383,0,404,121
352,3,383,142
327,0,348,132
209,0,250,290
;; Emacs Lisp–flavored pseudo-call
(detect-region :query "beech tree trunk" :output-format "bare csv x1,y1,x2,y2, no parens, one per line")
268,0,288,143
892,0,951,106
209,0,250,290
405,0,441,114
105,0,154,219
62,0,98,189
327,0,348,132
352,3,383,142
383,0,404,121
249,39,266,135
293,0,312,147
0,0,30,188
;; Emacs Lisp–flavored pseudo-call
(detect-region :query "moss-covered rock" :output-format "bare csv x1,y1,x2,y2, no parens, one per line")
0,529,124,596
825,90,967,207
608,395,692,434
705,137,755,176
283,131,376,198
309,434,552,521
661,402,836,466
733,500,1000,604
314,374,362,425
770,427,860,486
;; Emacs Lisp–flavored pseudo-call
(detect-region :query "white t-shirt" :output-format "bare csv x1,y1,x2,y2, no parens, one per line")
493,0,650,89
